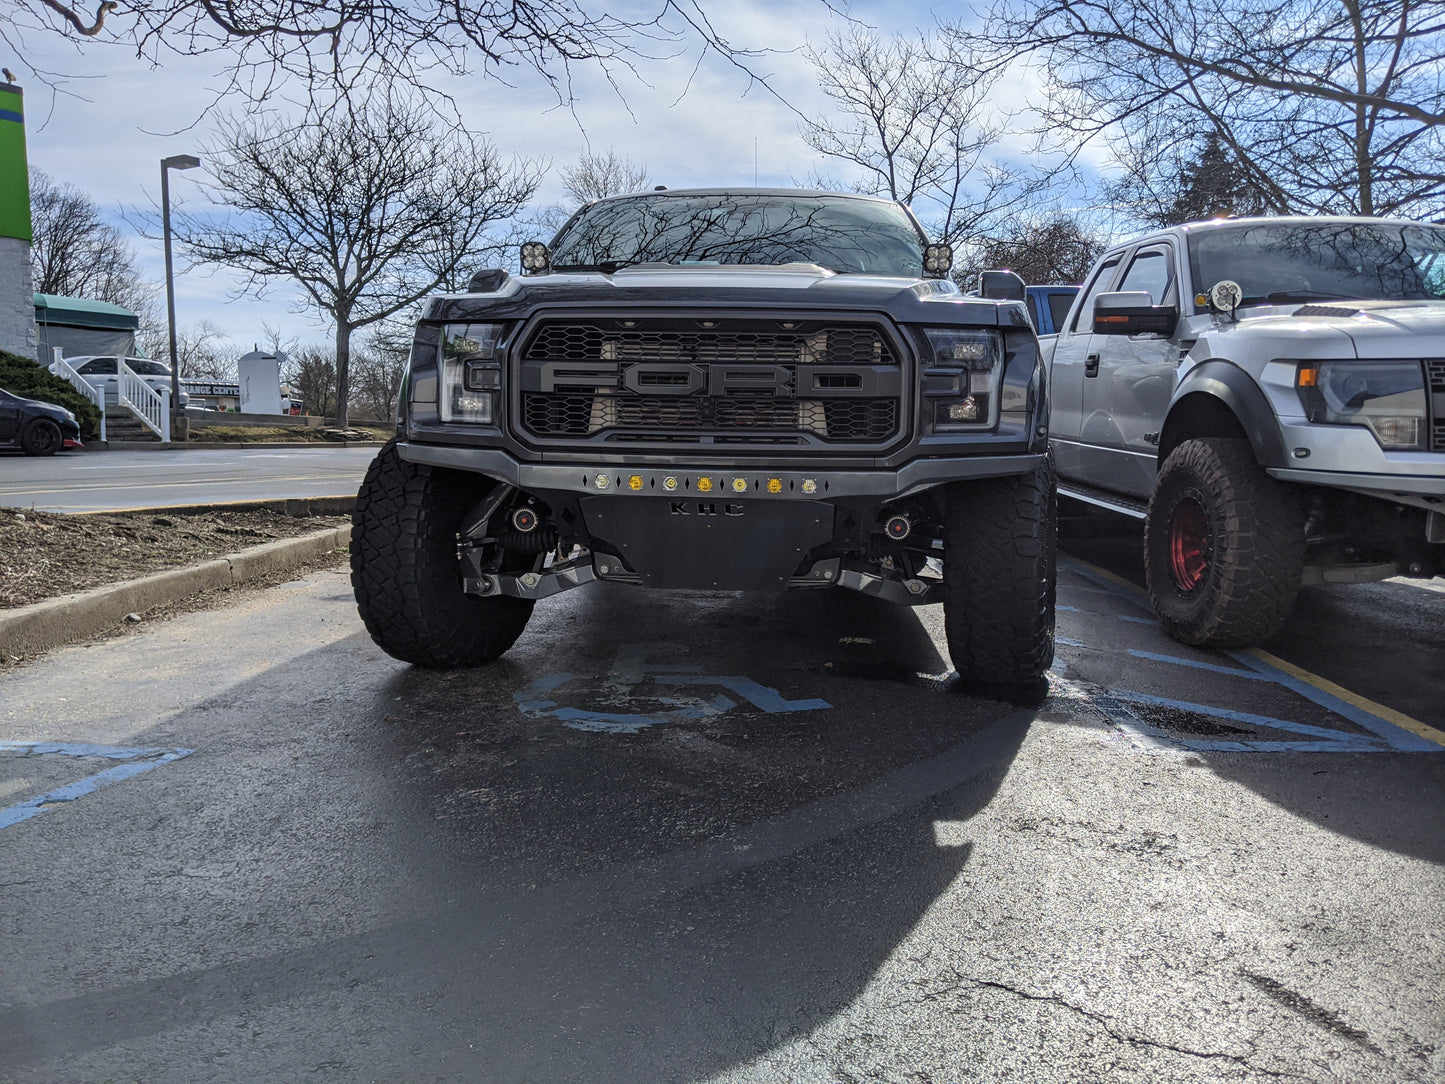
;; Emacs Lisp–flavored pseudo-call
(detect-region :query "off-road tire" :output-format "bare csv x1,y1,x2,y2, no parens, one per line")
351,440,534,668
942,455,1057,684
21,419,62,457
1144,437,1304,648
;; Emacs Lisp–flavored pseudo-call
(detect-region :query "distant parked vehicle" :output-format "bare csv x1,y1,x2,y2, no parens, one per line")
1025,284,1080,337
57,356,189,408
0,387,83,456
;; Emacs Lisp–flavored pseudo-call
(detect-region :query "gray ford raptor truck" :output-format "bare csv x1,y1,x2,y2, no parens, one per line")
351,188,1056,685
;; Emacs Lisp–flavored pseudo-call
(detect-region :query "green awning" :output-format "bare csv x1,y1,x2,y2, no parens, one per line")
33,293,140,330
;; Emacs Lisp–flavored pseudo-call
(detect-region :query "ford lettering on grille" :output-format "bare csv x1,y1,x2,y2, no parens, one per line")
516,317,906,447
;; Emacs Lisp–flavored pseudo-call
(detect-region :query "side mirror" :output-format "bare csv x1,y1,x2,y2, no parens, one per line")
468,268,510,293
1092,291,1179,336
979,269,1026,302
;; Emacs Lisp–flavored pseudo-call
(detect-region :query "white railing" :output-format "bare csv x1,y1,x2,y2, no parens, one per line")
49,348,106,443
117,360,171,442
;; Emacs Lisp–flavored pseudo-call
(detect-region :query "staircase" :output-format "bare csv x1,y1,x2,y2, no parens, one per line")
103,406,165,443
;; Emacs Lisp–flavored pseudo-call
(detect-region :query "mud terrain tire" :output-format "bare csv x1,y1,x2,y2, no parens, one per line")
1144,437,1304,647
351,440,534,667
943,455,1057,684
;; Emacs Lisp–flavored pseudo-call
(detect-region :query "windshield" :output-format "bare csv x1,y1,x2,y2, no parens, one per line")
131,360,172,376
1187,221,1445,306
548,192,927,277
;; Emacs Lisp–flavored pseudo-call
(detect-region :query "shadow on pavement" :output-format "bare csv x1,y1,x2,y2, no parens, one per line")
1,584,1033,1082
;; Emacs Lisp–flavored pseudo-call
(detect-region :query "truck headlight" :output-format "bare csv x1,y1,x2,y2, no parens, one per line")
1295,360,1427,450
922,328,1002,429
441,322,504,424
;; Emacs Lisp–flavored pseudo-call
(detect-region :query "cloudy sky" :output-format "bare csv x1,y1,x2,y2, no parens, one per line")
10,0,1085,354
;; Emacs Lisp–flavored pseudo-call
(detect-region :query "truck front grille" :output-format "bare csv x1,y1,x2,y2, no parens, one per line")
515,316,905,449
1428,359,1445,451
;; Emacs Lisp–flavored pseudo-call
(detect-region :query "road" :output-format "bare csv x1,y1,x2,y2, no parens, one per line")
0,446,378,511
1,538,1441,1082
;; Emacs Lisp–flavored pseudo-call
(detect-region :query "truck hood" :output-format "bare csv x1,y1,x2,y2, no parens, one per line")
424,265,1030,328
1189,299,1445,361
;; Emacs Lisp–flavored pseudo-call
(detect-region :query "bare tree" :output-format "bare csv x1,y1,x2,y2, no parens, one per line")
964,0,1445,218
971,214,1105,284
348,324,412,422
170,319,237,380
1108,130,1277,228
4,0,771,111
561,149,649,204
800,29,1052,252
174,92,541,429
29,168,160,331
283,345,338,418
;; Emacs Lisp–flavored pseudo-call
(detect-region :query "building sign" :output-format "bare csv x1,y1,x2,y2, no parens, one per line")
0,81,31,242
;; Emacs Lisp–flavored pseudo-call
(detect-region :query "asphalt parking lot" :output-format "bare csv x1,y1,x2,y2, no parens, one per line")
2,546,1441,1083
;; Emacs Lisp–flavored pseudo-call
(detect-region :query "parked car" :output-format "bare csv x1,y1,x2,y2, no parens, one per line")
57,356,189,408
0,387,83,456
1025,284,1080,337
1048,215,1445,647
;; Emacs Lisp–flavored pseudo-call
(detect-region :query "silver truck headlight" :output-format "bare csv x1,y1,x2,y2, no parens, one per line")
441,322,504,424
922,328,1003,429
1295,360,1427,450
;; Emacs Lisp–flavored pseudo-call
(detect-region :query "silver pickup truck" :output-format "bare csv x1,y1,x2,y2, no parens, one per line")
1048,215,1445,647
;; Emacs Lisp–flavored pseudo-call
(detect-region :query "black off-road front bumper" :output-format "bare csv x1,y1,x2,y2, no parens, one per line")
398,442,1044,603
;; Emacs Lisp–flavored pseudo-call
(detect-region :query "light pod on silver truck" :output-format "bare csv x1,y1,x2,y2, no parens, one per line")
440,323,505,424
921,328,1003,430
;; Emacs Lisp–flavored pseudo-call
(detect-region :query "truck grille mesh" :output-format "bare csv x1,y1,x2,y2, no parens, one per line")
1428,359,1445,452
516,318,904,447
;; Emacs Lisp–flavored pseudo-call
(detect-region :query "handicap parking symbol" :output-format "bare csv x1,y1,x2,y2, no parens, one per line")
514,644,832,733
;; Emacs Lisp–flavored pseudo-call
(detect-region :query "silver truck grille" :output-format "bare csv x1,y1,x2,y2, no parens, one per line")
1427,359,1445,452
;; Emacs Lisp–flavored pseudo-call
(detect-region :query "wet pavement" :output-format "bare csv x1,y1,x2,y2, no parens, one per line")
0,546,1441,1083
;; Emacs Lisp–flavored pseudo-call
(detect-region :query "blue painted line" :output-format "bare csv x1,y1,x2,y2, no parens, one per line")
549,695,735,735
0,741,161,759
0,748,193,830
1112,689,1383,747
1126,651,1273,680
663,675,830,713
1056,637,1085,648
1057,605,1080,613
1061,560,1152,608
1119,615,1158,625
1226,651,1439,752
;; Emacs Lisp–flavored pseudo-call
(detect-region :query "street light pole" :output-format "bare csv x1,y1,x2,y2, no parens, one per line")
161,154,200,437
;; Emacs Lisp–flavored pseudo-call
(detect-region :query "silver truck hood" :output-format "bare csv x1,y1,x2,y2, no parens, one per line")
1189,299,1445,361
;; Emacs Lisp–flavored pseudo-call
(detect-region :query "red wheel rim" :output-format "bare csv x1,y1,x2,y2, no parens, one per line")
1168,495,1210,593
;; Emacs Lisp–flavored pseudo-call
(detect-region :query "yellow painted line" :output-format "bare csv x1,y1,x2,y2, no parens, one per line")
1062,556,1445,749
1249,649,1445,749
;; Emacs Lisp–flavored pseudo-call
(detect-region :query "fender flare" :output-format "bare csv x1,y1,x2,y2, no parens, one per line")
1163,359,1287,468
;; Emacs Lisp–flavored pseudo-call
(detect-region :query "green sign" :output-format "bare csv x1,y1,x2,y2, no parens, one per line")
0,84,32,242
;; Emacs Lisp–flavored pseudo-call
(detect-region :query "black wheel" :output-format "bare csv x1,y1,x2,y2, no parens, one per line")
350,440,534,667
1144,437,1304,647
21,419,62,457
942,454,1057,685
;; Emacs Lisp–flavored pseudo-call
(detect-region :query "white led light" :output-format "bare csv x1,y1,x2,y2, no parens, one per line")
801,479,818,494
594,473,610,490
663,476,678,491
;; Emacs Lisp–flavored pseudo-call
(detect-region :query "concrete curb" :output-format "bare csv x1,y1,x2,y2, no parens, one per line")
0,524,353,661
74,495,358,518
85,441,386,452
